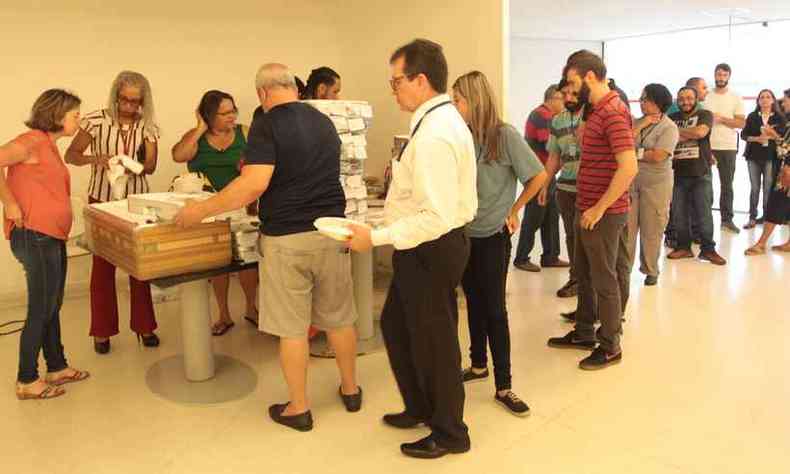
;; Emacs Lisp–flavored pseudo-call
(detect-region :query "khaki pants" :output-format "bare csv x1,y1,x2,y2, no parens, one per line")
627,168,674,278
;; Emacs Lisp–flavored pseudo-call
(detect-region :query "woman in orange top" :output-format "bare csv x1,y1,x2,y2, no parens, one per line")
0,89,90,400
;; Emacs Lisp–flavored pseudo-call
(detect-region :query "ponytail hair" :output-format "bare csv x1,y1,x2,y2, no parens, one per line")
303,67,340,100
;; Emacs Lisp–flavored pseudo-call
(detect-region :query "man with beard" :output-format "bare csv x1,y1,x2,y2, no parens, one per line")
666,77,712,248
541,79,585,301
547,51,637,370
667,87,727,265
703,63,745,233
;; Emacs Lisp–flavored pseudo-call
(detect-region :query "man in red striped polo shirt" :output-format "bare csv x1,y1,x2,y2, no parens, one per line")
547,50,638,370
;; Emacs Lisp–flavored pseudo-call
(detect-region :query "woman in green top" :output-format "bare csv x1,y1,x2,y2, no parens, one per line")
172,90,259,336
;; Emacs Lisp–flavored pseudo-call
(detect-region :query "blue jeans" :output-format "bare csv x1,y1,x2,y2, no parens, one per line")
10,228,69,383
672,176,716,252
514,180,560,264
747,159,774,220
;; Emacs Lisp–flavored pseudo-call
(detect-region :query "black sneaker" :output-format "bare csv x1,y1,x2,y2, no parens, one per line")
495,391,530,417
462,367,489,383
579,347,622,370
547,331,596,350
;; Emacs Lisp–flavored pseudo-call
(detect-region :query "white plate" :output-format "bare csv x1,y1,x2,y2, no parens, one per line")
314,217,366,241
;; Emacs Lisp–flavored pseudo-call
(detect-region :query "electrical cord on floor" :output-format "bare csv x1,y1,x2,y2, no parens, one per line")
0,320,24,336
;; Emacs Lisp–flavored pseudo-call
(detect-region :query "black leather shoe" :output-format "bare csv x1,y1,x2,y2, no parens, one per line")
138,333,160,347
269,403,313,432
339,386,363,412
382,411,424,429
94,339,110,354
400,436,470,459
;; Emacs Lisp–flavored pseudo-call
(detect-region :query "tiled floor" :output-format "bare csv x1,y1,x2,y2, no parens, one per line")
1,218,787,474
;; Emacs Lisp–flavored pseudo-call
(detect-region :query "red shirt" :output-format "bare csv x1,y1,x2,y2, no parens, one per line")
525,104,554,164
4,130,72,240
576,91,634,214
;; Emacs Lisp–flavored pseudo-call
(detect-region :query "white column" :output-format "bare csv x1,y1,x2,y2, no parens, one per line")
179,279,215,381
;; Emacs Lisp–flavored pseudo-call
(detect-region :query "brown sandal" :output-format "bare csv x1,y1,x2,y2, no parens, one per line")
46,368,90,386
744,245,766,256
16,382,66,400
771,243,790,253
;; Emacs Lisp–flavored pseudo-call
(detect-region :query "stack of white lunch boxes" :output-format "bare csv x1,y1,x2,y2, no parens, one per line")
303,100,373,224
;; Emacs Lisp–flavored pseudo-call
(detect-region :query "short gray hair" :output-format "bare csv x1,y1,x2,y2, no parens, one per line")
544,84,560,103
255,63,297,91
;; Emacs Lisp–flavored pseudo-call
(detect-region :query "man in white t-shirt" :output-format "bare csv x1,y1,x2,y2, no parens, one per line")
702,63,745,233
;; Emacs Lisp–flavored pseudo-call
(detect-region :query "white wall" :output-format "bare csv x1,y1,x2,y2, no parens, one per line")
508,37,602,130
0,0,507,303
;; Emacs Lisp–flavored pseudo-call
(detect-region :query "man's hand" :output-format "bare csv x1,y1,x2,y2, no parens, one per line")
580,205,605,230
174,200,207,229
537,186,548,207
347,223,373,252
4,202,23,228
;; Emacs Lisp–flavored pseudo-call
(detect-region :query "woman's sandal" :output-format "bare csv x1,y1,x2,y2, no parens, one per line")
771,243,790,253
744,245,766,256
46,368,90,387
212,320,235,336
16,381,66,400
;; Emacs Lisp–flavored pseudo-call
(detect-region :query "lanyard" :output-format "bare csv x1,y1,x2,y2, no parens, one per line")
397,100,453,161
639,115,663,146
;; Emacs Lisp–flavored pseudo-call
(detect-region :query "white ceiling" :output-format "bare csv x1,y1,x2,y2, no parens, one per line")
510,0,790,41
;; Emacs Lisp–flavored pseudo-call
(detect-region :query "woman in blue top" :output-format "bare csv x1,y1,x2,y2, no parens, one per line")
451,71,547,417
172,90,259,335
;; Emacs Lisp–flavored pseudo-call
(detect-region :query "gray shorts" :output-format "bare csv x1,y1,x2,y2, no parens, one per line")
258,231,357,338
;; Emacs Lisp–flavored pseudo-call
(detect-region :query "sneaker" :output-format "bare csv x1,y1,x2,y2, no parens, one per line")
560,310,576,322
667,249,694,259
579,347,622,370
547,330,596,350
699,249,727,266
556,280,578,298
721,221,741,234
644,275,658,286
495,391,530,417
461,367,489,384
514,260,541,272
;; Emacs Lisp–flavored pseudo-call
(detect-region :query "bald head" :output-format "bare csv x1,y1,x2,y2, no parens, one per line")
255,63,299,111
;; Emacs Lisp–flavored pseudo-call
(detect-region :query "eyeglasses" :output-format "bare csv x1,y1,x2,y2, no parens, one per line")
389,73,416,91
118,95,143,106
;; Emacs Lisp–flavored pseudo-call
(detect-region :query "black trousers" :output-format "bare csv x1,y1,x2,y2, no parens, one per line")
381,227,471,449
461,229,512,391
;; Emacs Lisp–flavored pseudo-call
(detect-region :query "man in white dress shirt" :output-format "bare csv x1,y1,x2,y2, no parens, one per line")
348,38,477,459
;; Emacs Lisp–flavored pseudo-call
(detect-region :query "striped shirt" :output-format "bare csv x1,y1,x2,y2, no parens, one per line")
80,109,159,202
525,104,553,164
576,91,634,214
